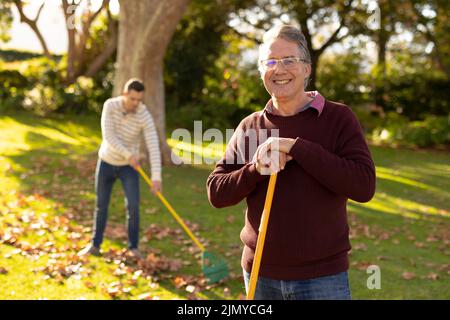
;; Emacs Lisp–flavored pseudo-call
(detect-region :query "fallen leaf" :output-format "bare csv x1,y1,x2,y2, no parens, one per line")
414,242,426,248
425,273,439,280
223,287,231,297
186,285,196,293
105,225,127,240
132,270,143,280
354,243,368,251
402,272,416,280
352,261,372,271
145,207,158,215
378,232,391,241
377,256,389,261
237,293,246,300
174,276,187,288
425,236,438,242
138,293,153,300
168,259,183,272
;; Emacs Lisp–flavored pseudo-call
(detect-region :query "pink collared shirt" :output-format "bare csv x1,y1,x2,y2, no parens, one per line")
264,91,325,117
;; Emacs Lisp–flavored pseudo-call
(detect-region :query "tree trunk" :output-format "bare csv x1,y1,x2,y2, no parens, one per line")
309,52,319,91
114,0,190,165
374,2,389,113
84,8,118,77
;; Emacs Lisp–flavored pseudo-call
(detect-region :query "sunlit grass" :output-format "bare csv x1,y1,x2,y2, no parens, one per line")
376,167,446,195
1,110,449,299
351,192,449,221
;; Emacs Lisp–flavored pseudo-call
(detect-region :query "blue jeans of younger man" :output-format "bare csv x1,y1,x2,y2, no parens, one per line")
243,269,351,300
92,159,140,249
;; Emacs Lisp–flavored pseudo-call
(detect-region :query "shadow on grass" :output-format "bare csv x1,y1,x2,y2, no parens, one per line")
2,112,449,299
3,113,243,299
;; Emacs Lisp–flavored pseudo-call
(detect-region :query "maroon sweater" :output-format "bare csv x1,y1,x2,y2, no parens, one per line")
206,96,376,280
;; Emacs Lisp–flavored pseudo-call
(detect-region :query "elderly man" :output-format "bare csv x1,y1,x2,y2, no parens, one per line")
207,25,376,300
79,78,162,259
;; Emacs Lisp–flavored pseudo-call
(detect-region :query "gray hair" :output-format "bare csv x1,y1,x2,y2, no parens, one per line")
259,24,312,88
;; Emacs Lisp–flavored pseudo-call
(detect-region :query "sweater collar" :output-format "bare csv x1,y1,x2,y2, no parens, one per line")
264,91,325,117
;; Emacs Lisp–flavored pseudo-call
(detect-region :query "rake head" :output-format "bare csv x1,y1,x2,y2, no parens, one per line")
201,251,229,284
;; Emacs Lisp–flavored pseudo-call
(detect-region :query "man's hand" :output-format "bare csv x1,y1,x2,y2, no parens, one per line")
128,154,140,169
254,137,296,175
151,180,162,195
268,137,296,154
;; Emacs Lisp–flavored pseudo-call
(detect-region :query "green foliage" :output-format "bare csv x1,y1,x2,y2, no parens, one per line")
371,113,450,148
0,49,62,62
0,1,13,43
0,55,113,115
317,52,371,107
22,84,63,116
165,0,264,131
382,72,450,120
165,0,231,108
7,57,65,115
372,52,449,120
402,116,450,147
167,30,269,132
0,64,29,112
352,106,385,134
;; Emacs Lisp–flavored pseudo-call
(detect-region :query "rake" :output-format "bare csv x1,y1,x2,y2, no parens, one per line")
136,166,229,284
247,173,278,300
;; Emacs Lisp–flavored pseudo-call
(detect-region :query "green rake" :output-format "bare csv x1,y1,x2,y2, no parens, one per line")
137,167,229,284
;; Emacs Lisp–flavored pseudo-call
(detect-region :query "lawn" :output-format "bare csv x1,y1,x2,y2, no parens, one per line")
0,111,449,300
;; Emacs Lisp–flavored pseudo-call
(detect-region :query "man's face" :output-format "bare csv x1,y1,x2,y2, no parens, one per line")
123,90,144,112
259,38,311,102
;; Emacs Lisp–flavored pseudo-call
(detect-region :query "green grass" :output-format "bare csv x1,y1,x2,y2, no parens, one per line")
0,110,449,300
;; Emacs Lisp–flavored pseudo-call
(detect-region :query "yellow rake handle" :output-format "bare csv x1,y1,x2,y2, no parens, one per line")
136,166,206,252
246,173,278,300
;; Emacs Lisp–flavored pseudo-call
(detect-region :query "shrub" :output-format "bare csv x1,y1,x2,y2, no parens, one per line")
371,113,449,148
0,68,29,112
22,84,63,116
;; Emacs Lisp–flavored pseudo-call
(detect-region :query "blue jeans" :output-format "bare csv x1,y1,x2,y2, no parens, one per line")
243,270,351,300
92,159,140,249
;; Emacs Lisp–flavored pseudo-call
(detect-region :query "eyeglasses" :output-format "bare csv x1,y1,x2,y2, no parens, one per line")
259,57,308,71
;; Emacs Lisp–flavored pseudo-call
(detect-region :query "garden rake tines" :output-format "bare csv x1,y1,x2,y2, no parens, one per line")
136,167,229,284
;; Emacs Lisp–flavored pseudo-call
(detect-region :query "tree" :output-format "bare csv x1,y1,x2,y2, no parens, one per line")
372,0,398,112
12,0,51,58
114,0,191,164
61,0,118,84
403,0,450,78
10,0,117,84
368,0,450,112
0,1,14,43
164,0,257,110
280,0,370,90
229,0,370,90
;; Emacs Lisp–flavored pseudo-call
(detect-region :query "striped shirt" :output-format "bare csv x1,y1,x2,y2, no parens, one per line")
98,96,162,181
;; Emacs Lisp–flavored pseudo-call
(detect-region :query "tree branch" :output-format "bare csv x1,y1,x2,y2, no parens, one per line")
85,0,109,28
35,2,45,21
84,7,117,77
410,3,449,77
229,27,261,45
315,0,353,56
62,0,78,83
316,24,344,56
13,0,51,58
